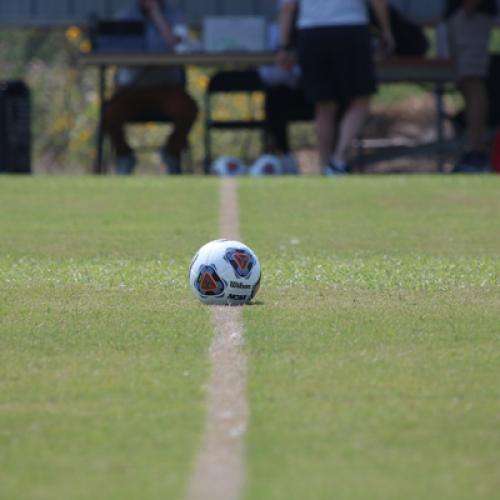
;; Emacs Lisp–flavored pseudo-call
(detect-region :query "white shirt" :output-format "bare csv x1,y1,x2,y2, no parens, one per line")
296,0,369,29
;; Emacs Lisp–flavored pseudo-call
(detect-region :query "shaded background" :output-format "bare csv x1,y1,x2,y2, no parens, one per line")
0,1,499,173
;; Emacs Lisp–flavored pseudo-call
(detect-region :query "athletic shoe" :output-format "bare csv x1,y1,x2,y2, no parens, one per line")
323,159,349,176
115,153,136,175
159,149,182,175
452,151,491,174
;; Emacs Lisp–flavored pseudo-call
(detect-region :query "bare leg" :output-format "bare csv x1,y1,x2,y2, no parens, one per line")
315,101,337,166
160,87,198,158
460,77,488,151
105,86,198,159
104,88,137,157
333,96,370,164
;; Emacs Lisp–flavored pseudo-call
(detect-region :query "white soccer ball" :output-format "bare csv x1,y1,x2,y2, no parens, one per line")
189,239,261,305
211,156,246,176
249,154,283,176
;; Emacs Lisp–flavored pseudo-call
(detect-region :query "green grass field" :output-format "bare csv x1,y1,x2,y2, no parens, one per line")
1,176,499,500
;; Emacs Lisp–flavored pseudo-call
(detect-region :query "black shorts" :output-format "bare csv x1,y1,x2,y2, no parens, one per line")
298,25,377,103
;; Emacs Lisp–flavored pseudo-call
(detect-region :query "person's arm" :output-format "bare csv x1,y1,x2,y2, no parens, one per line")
143,0,179,48
276,0,298,70
369,0,395,55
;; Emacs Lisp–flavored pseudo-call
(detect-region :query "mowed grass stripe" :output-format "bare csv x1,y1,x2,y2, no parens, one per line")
188,178,248,500
239,176,500,500
0,178,218,500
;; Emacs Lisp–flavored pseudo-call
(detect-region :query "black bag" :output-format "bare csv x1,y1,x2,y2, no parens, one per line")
487,54,500,127
0,80,31,174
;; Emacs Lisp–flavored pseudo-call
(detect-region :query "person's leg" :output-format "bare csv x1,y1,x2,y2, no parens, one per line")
460,77,488,151
105,86,198,174
448,9,493,171
158,86,198,158
328,25,376,170
265,85,315,174
104,88,143,157
315,101,337,167
332,96,370,164
297,27,338,170
265,85,292,154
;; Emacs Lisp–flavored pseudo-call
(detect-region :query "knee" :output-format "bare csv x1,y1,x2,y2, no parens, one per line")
171,89,198,124
351,96,371,110
315,101,337,120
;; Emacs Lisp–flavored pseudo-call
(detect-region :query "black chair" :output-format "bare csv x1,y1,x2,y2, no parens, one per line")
204,69,267,172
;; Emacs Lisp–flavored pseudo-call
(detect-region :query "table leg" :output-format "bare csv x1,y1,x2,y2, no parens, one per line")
203,92,212,174
436,83,445,173
94,64,107,174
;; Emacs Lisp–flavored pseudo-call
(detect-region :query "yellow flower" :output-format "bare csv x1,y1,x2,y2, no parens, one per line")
66,26,81,42
195,74,209,90
51,113,74,134
79,39,92,53
78,128,92,144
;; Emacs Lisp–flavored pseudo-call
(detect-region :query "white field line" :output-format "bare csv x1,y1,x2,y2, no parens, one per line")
186,178,247,500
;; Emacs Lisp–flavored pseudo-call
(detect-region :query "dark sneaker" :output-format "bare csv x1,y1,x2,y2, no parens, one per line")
452,151,491,174
280,153,299,175
115,153,136,175
159,149,182,175
323,159,349,176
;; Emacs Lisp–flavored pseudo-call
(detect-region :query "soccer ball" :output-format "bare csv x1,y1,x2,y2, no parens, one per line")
249,154,283,176
211,156,247,176
189,239,261,305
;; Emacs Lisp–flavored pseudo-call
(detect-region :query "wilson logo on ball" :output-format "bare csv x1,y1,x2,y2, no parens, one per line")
224,248,255,279
196,265,225,296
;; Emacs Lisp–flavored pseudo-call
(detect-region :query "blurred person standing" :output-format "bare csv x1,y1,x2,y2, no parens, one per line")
277,0,394,175
259,0,313,174
104,0,198,175
445,0,498,173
